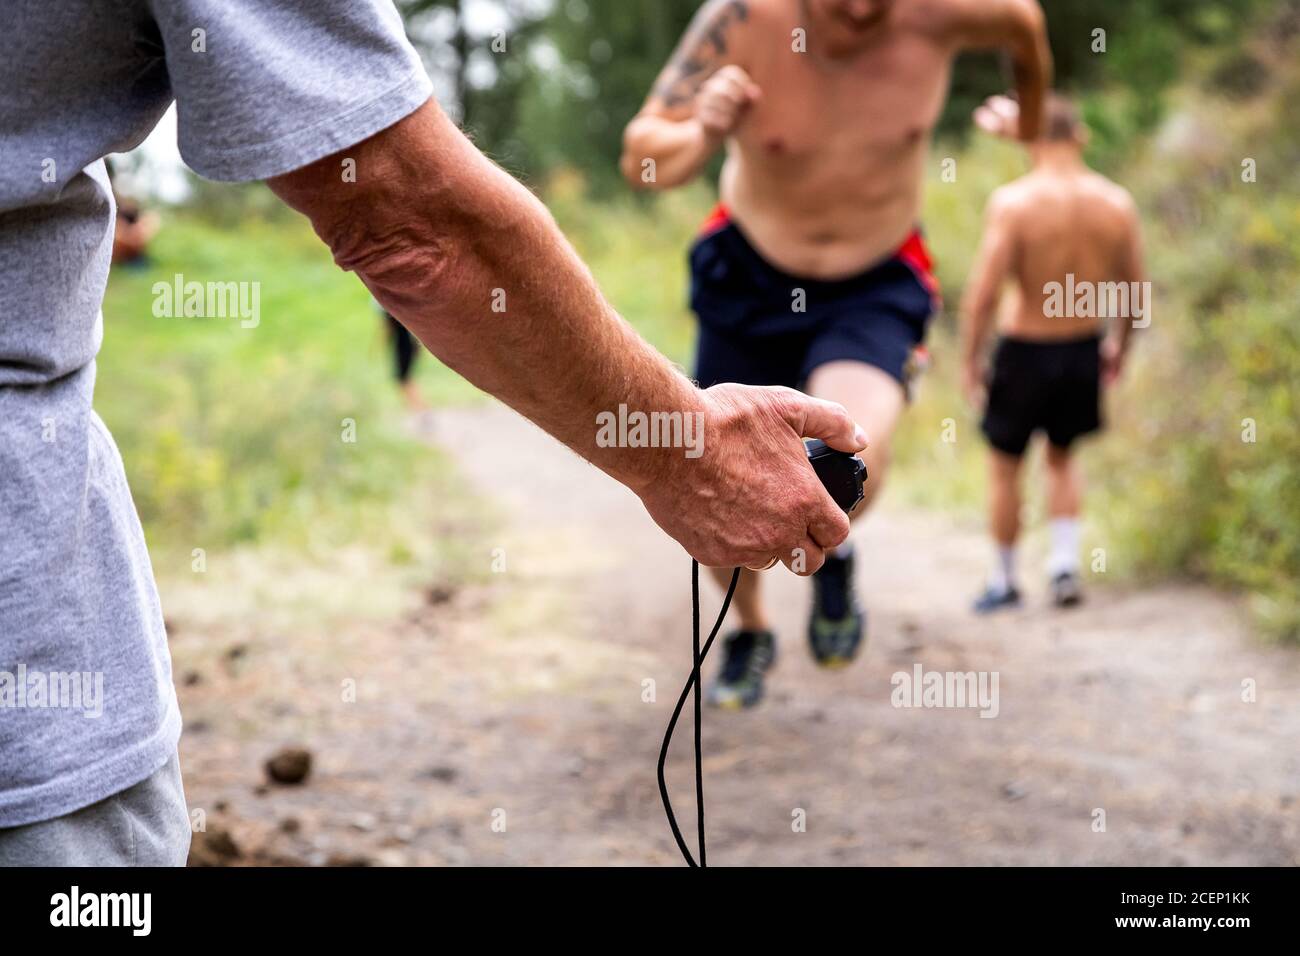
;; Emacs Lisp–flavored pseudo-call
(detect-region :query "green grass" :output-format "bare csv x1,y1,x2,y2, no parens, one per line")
99,210,478,583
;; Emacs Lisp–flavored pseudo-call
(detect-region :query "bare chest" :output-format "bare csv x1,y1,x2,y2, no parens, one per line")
737,36,952,168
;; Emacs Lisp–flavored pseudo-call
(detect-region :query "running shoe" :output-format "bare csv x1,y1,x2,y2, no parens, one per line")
808,550,865,668
706,629,776,710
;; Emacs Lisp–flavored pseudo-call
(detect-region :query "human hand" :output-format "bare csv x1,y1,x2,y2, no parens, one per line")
695,65,761,138
637,383,865,575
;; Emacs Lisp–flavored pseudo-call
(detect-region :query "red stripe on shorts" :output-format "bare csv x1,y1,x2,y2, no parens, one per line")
896,230,940,299
698,202,732,237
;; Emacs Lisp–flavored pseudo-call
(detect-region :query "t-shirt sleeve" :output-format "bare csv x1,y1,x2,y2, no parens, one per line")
146,0,433,182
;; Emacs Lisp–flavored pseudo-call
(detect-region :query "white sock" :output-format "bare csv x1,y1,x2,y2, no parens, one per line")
1047,517,1082,577
989,545,1017,593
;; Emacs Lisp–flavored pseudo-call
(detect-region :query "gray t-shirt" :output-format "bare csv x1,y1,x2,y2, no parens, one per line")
0,0,431,827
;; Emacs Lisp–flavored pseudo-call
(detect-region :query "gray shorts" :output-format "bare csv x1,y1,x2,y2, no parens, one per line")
0,751,191,866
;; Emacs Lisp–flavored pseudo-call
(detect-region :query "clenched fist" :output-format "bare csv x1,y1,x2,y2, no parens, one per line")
636,383,867,575
695,65,761,138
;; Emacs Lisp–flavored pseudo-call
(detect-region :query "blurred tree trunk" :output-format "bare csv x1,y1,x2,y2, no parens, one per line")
451,0,470,127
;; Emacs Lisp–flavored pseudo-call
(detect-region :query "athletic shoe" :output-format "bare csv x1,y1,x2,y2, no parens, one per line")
1051,571,1084,608
707,630,776,710
808,550,865,668
973,584,1022,614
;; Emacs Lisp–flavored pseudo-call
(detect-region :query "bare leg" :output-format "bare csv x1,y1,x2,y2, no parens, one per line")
802,361,906,663
1045,443,1082,518
975,448,1026,609
704,362,903,699
989,449,1024,547
1044,444,1084,596
400,379,428,413
708,566,768,632
804,361,907,520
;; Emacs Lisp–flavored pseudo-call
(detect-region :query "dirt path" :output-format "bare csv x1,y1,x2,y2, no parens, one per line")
180,402,1300,866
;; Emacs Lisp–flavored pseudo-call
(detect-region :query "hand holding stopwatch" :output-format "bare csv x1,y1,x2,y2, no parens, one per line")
746,441,866,569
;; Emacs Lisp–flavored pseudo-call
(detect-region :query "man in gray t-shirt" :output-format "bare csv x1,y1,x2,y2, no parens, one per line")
1,1,864,864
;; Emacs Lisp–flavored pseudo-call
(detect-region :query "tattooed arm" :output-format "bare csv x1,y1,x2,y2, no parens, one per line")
620,0,755,190
944,0,1051,142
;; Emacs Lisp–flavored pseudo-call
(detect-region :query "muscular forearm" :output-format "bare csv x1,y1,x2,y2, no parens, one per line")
620,115,721,190
270,97,872,571
403,180,699,492
274,100,701,493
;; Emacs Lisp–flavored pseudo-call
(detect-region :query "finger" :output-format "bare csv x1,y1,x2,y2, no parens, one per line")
705,67,741,91
807,499,851,554
729,542,781,569
781,538,825,577
776,390,867,453
714,74,751,105
698,105,734,131
745,81,763,103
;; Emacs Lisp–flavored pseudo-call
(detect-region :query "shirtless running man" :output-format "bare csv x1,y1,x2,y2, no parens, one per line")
621,0,1052,708
961,93,1146,612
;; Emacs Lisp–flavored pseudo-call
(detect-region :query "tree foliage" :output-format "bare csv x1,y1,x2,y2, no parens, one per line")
398,0,1269,190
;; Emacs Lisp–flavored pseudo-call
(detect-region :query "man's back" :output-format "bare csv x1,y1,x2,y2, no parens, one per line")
995,164,1141,339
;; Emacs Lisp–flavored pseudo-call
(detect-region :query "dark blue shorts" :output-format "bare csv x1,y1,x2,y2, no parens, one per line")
689,205,939,391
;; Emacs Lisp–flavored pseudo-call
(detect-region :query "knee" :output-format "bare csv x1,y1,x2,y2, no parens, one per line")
861,438,892,481
1045,444,1074,472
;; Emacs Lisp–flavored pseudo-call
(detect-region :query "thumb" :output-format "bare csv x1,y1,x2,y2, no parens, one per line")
778,393,867,454
746,81,763,103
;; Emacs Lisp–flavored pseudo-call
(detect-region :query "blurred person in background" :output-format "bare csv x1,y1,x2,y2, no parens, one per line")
621,0,1051,708
379,304,433,424
0,0,866,865
106,160,160,267
961,93,1145,612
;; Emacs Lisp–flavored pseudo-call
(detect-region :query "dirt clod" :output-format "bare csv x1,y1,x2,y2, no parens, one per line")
426,584,456,605
189,826,241,866
265,747,313,785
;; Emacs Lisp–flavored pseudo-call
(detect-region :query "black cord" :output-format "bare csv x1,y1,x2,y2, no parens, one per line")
658,561,741,867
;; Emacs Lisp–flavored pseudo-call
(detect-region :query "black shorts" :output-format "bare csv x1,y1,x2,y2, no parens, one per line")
689,205,938,390
981,335,1103,457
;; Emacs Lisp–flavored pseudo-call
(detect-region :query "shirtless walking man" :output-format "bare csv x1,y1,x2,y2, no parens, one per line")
621,0,1051,708
961,94,1146,612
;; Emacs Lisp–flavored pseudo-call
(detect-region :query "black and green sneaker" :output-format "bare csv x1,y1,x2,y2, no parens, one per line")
706,629,776,710
808,549,865,668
